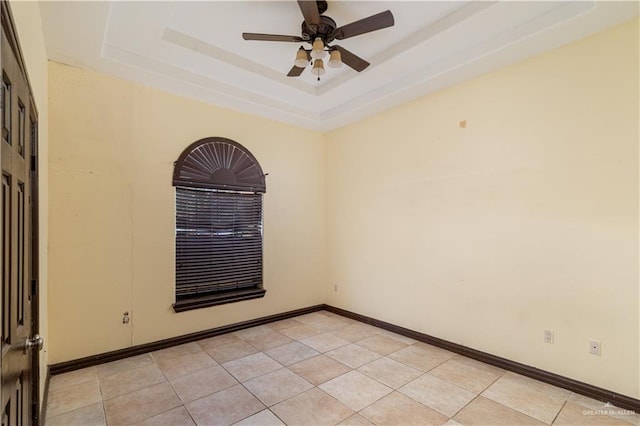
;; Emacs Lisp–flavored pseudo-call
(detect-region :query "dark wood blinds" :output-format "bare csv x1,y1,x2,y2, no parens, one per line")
172,137,266,311
175,188,262,298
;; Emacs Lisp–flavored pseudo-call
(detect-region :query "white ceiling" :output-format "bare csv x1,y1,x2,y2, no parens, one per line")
38,1,638,132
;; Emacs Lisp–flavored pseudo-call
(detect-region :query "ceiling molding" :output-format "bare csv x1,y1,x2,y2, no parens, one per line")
162,28,316,95
39,1,638,132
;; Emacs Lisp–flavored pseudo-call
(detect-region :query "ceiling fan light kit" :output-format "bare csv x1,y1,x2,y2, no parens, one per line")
242,0,395,80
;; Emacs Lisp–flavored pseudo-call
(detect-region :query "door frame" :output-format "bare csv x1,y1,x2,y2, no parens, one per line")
0,1,40,423
28,97,39,425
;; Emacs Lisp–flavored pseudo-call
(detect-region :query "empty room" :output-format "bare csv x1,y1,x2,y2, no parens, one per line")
1,0,638,425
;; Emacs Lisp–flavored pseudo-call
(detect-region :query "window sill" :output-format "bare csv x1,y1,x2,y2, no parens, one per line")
172,288,266,313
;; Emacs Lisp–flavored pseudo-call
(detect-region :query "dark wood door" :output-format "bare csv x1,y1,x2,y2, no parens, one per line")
0,16,37,425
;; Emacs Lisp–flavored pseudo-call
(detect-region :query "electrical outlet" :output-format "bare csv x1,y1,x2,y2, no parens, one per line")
333,284,338,292
544,329,554,344
589,340,601,356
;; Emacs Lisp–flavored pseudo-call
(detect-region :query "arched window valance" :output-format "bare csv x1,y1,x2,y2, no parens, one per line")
173,137,266,193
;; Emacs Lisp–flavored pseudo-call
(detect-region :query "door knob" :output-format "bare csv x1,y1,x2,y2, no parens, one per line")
24,334,44,353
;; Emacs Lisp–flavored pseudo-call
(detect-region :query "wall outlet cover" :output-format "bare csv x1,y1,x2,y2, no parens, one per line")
589,340,602,356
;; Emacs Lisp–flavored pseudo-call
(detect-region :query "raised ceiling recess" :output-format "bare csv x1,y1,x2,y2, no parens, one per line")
38,1,639,131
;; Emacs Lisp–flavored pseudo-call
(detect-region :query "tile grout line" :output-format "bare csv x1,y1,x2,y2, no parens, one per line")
549,397,569,425
151,351,197,426
449,393,482,423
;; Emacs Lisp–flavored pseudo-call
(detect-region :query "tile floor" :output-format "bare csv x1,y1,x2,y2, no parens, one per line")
45,311,639,426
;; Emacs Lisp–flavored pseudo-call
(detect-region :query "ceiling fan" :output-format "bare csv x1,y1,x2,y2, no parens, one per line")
242,0,394,79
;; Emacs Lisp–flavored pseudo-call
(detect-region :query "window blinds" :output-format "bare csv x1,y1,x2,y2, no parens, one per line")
175,187,263,298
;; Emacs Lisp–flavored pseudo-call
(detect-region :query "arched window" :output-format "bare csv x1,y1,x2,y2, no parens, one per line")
172,137,266,312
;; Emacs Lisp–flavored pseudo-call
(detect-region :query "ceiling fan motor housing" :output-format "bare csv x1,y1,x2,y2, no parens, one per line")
301,15,337,42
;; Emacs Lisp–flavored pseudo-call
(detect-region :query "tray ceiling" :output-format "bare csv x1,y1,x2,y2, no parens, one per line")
39,1,638,131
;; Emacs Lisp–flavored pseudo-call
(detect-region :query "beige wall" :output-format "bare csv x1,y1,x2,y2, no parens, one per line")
10,0,50,404
47,62,326,362
326,18,639,398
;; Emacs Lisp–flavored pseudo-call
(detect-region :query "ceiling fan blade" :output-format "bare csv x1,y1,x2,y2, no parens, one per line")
287,66,306,77
242,33,303,42
334,45,370,72
297,0,321,26
332,10,394,41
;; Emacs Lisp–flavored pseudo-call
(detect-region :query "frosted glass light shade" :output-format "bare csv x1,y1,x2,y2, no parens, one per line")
328,49,342,68
311,59,326,76
294,48,308,68
311,38,326,59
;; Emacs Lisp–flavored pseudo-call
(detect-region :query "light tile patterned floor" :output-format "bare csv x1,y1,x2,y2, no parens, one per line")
45,311,639,426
